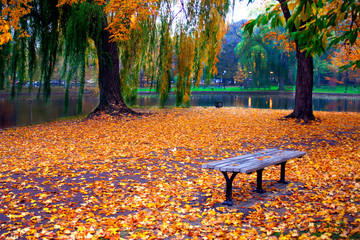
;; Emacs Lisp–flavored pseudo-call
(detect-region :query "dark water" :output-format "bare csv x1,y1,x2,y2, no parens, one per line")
1,93,359,129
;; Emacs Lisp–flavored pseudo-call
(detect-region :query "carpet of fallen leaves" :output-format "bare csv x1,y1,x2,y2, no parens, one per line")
0,107,359,240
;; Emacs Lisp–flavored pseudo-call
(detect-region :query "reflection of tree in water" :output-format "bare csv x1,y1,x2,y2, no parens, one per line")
0,99,15,129
313,97,360,112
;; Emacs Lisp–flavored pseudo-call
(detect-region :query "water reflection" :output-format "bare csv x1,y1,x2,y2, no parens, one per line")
0,93,359,129
0,97,99,129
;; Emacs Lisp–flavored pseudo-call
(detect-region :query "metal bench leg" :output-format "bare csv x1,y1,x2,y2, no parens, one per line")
256,169,266,193
278,161,288,184
221,172,238,206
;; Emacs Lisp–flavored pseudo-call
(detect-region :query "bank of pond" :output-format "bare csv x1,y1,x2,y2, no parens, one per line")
1,92,360,129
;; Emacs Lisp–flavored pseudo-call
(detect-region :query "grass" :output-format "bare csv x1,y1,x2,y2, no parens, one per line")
313,85,360,94
138,84,360,94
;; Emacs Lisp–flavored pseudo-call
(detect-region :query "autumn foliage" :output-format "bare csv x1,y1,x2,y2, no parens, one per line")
0,0,157,45
0,107,359,239
0,0,32,44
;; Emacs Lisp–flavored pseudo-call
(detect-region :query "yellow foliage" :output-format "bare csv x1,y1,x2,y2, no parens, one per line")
0,0,158,45
104,0,159,42
0,0,32,45
0,19,12,45
264,31,295,54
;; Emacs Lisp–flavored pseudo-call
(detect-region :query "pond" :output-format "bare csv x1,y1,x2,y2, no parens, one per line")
1,92,359,129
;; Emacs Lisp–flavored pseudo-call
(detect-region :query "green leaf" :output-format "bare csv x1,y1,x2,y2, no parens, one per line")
261,15,268,25
271,16,277,28
268,10,276,20
349,30,358,45
285,16,294,30
243,20,256,36
317,0,323,8
294,17,301,30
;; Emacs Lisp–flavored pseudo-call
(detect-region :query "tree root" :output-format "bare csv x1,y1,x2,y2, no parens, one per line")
87,104,142,119
280,111,318,124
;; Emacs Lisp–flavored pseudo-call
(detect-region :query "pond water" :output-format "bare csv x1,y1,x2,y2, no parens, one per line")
1,93,359,129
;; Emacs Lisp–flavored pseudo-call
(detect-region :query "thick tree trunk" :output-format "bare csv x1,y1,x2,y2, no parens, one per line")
278,0,315,122
285,43,315,122
88,23,136,118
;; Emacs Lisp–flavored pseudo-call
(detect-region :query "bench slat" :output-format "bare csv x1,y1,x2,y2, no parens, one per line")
204,149,282,170
235,151,305,173
203,149,305,173
202,149,278,169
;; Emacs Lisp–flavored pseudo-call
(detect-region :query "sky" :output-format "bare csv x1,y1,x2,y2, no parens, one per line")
229,0,267,22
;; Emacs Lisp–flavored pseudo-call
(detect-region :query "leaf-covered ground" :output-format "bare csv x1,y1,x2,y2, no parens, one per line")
0,107,359,239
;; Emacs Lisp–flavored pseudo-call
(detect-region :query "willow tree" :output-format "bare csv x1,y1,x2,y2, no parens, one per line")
128,0,231,107
243,0,360,122
236,29,270,89
264,29,296,91
0,0,158,116
1,0,233,114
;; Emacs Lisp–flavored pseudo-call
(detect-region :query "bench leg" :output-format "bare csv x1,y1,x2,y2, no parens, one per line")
221,172,238,206
256,169,266,193
278,161,288,184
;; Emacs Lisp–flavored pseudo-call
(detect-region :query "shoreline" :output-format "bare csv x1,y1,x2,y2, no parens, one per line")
141,90,360,98
1,89,360,99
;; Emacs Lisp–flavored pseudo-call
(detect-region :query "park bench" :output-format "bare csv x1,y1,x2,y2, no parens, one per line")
202,149,306,206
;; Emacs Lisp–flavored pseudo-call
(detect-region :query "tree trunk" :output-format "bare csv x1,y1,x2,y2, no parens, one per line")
285,43,315,122
88,21,136,118
278,0,315,122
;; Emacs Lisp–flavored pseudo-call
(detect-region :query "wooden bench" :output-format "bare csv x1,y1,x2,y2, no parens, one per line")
202,149,306,206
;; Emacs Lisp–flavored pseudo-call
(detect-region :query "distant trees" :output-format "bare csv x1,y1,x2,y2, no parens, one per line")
215,20,296,89
264,29,296,90
230,25,296,90
236,31,269,88
215,20,246,86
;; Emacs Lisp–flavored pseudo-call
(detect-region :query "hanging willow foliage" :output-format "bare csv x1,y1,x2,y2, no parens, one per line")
236,30,270,89
119,20,147,106
60,2,102,113
175,28,195,107
36,0,60,101
0,42,10,90
123,0,232,107
157,16,173,107
0,0,61,101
